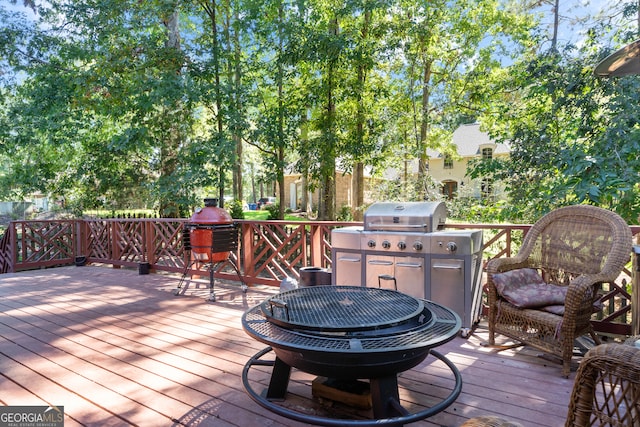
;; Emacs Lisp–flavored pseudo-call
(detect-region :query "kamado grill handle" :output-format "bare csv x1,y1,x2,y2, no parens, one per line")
267,298,290,321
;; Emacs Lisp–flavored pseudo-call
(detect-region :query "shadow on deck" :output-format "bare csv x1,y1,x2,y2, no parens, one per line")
0,266,577,426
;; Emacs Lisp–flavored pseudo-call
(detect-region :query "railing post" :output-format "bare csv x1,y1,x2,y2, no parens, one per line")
10,222,17,273
75,220,85,259
310,223,322,267
145,221,156,265
633,246,640,335
241,222,254,277
112,221,121,269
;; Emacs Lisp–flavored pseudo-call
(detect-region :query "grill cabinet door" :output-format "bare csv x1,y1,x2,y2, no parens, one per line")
394,257,425,299
365,255,425,299
333,251,362,286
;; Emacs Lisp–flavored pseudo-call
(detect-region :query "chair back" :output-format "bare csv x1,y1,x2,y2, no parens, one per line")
518,205,631,283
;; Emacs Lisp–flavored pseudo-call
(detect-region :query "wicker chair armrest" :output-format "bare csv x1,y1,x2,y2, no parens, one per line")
486,256,530,276
564,274,607,310
560,274,607,336
565,343,640,427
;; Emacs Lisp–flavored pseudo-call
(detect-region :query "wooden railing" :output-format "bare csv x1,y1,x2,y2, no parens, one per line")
1,218,639,336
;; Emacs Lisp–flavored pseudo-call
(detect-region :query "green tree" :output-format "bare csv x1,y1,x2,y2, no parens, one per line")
387,0,534,200
472,37,640,223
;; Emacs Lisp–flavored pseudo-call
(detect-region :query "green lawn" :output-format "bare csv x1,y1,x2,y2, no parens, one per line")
242,210,308,221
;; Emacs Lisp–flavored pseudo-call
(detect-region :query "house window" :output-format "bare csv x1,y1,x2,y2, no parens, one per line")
482,148,493,160
481,178,493,198
441,181,457,199
444,154,453,169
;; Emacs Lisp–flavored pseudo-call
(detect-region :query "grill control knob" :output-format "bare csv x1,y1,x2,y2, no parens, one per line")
382,240,391,249
447,241,458,252
397,241,406,250
413,241,423,251
367,240,376,248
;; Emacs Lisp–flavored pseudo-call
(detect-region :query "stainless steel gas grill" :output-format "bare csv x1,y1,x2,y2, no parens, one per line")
331,201,483,336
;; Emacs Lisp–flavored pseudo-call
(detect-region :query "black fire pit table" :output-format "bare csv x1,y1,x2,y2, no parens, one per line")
241,285,462,427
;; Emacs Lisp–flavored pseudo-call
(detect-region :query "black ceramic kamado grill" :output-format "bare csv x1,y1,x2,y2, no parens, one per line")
241,285,462,426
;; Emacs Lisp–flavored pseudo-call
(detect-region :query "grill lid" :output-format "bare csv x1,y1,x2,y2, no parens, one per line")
260,286,431,337
364,201,447,233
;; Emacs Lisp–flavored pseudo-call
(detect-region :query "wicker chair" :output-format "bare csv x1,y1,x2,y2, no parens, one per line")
461,342,640,426
486,205,632,377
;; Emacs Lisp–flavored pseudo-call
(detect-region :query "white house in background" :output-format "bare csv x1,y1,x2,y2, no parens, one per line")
427,123,510,200
281,123,509,211
381,123,509,200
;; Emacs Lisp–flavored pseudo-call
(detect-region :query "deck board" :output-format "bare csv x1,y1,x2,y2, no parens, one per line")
0,266,578,426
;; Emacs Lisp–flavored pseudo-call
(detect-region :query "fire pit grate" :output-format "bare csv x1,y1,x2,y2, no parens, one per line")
260,286,424,334
244,289,459,353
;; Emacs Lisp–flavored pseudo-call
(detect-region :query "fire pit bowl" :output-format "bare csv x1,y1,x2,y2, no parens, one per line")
241,286,462,426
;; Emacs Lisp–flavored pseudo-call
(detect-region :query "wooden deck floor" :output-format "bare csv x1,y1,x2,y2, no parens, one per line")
0,266,579,427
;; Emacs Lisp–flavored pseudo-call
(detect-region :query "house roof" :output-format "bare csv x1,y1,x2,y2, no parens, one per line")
427,123,510,158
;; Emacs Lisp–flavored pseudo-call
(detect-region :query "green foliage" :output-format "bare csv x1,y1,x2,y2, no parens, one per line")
473,37,640,224
3,0,638,225
265,203,280,220
369,175,444,203
447,197,509,224
228,200,245,219
336,205,353,222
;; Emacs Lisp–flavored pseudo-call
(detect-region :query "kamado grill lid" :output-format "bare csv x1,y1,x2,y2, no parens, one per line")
260,286,432,337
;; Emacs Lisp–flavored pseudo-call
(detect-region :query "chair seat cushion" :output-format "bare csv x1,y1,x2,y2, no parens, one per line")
493,268,567,308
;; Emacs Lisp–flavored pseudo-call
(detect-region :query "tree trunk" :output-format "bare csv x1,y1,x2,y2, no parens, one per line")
276,0,285,219
352,9,370,221
159,9,182,217
232,6,243,203
202,0,225,206
418,58,432,200
551,0,559,51
320,17,339,221
353,162,364,220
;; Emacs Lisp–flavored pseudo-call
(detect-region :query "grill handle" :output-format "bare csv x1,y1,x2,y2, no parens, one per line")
368,260,393,266
432,263,463,271
396,262,422,268
378,274,398,291
268,298,290,321
367,223,427,230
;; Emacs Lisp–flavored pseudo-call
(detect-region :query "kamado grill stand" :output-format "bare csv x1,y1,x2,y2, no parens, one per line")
241,286,462,426
176,198,247,301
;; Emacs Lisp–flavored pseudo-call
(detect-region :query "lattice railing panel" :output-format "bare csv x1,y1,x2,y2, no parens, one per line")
151,220,186,269
0,226,13,273
18,221,74,265
247,222,307,282
86,221,113,260
115,221,145,263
